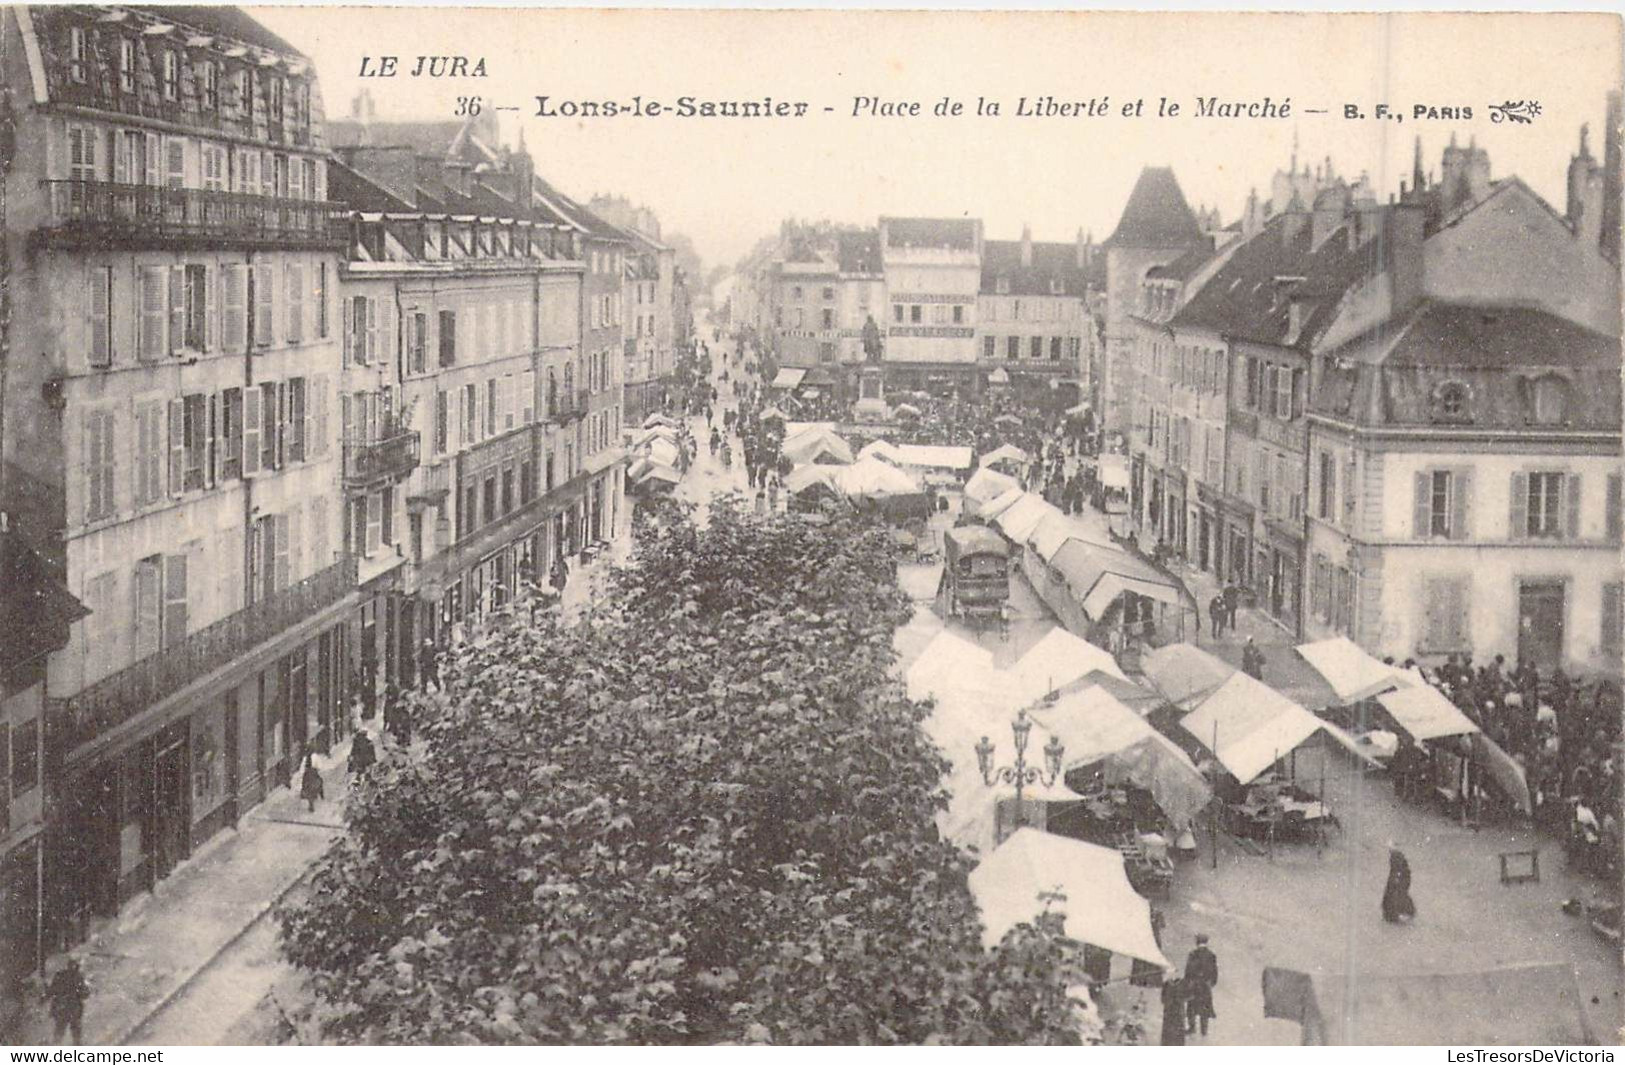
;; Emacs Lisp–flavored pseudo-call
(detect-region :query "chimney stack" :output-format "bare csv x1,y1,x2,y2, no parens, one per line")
1020,224,1033,267
1076,227,1087,269
1385,202,1427,315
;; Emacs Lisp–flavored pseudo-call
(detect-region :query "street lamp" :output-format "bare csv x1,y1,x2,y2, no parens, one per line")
975,709,1066,834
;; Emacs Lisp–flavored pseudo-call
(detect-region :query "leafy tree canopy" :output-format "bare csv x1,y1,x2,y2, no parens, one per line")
281,500,1088,1044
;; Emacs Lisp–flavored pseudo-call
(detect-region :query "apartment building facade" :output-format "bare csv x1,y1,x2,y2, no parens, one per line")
1,5,357,944
975,228,1098,410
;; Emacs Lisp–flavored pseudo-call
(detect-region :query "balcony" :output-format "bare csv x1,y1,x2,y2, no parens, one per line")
50,556,358,758
342,430,421,490
36,180,348,251
549,392,589,423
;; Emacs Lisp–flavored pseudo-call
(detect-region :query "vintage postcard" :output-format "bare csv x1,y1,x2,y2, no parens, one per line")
0,3,1620,1049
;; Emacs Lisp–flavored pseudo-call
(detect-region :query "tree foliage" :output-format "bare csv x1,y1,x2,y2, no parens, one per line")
280,502,1087,1044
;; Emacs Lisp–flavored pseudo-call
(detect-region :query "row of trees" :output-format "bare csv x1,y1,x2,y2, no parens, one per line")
280,500,1088,1043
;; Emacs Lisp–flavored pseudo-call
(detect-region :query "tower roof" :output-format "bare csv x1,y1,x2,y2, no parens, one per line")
1103,167,1205,249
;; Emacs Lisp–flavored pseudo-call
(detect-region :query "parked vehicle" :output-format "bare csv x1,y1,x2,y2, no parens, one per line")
938,524,1011,623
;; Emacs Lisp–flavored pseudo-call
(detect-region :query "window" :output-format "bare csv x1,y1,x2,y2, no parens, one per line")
221,388,243,480
1006,336,1019,361
11,718,38,796
983,335,996,360
791,286,802,301
200,60,219,110
1245,355,1260,409
1433,381,1471,422
268,77,285,124
910,305,922,324
1050,337,1062,361
84,409,115,521
821,309,834,330
1603,582,1623,663
163,51,179,101
502,468,515,515
407,312,428,375
892,304,904,324
119,38,136,94
521,459,536,504
434,391,449,455
286,378,307,463
200,144,225,192
347,296,369,364
164,137,185,190
1608,474,1622,542
86,266,114,368
171,393,207,493
486,379,498,437
260,382,281,470
1317,452,1335,520
483,475,497,525
520,370,535,425
463,383,477,442
222,265,247,351
1516,471,1573,539
1412,468,1470,540
134,556,162,660
438,310,457,366
1420,575,1469,652
1530,376,1570,426
1029,336,1043,360
822,287,835,301
67,26,87,83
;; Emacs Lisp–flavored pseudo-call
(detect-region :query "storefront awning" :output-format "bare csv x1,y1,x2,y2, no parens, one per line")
1375,686,1479,742
770,367,807,389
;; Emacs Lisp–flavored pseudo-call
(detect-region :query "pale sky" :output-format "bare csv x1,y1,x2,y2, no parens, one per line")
249,7,1622,273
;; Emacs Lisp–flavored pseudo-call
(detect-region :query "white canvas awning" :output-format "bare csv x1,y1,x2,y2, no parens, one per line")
964,466,1021,504
896,444,974,471
994,494,1061,543
1180,672,1371,785
1081,572,1188,618
905,630,996,703
980,443,1029,469
974,487,1026,522
969,829,1171,966
770,367,807,389
836,457,921,497
1009,627,1127,700
1376,686,1480,742
1297,637,1412,705
1141,643,1236,709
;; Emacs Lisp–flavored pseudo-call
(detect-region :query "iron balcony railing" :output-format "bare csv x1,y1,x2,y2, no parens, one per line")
51,556,359,758
39,180,348,247
342,429,421,489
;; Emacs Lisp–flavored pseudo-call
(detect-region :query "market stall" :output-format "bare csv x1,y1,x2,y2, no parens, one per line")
1141,642,1237,711
1296,637,1413,707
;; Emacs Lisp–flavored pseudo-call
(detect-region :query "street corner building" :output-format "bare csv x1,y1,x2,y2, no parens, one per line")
1110,120,1624,672
0,5,637,1016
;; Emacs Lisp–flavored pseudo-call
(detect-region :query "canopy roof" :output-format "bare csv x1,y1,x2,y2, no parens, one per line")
1029,514,1112,564
642,413,680,429
969,829,1171,966
783,428,854,466
980,443,1030,468
784,464,842,495
1048,540,1189,620
1180,672,1370,784
1376,686,1480,742
1288,963,1596,1045
1142,643,1236,708
945,524,1010,558
858,439,904,465
644,438,682,468
770,367,807,389
905,630,996,703
1010,627,1128,699
994,494,1063,543
835,457,921,497
1297,637,1412,705
964,466,1022,504
1027,687,1211,828
973,486,1026,521
896,444,974,470
759,406,788,422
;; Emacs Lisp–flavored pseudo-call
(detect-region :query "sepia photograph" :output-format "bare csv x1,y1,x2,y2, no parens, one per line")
0,2,1620,1048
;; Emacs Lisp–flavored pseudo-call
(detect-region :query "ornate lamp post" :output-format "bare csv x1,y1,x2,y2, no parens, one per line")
975,709,1066,836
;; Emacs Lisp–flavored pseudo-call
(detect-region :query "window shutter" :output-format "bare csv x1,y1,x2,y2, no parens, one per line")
1451,468,1472,541
206,393,219,488
162,552,188,647
139,267,164,360
341,294,352,367
167,398,185,495
365,297,378,363
243,386,262,475
1608,474,1622,542
274,382,287,469
134,558,161,660
88,268,111,367
274,513,290,590
366,493,382,556
287,505,302,584
221,265,243,352
253,262,273,347
144,131,160,187
1509,472,1528,540
1565,474,1582,539
311,375,326,459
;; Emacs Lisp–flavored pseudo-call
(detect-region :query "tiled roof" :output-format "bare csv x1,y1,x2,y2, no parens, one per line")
327,119,465,158
1145,242,1216,283
127,6,305,58
1104,167,1204,249
1313,301,1622,429
882,217,978,251
980,240,1092,296
327,160,414,213
838,230,882,274
531,173,625,241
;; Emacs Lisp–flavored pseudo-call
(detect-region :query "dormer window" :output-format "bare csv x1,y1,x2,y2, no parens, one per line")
1431,380,1472,423
162,51,179,101
996,276,1011,295
1529,374,1570,426
68,26,87,83
199,60,219,110
119,38,136,93
1050,278,1064,295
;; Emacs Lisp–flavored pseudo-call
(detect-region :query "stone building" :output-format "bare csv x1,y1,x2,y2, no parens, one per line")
1303,115,1623,670
0,4,354,947
976,226,1099,410
878,217,983,396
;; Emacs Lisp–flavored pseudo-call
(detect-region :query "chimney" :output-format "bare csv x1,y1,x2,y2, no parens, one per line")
1384,203,1426,315
1439,132,1469,213
1076,227,1087,268
1310,183,1349,250
1464,137,1491,204
511,126,534,208
1020,224,1033,267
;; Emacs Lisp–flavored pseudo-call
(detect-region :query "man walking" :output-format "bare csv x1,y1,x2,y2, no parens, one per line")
1209,594,1227,640
1184,934,1219,1037
1222,579,1240,631
1242,636,1266,681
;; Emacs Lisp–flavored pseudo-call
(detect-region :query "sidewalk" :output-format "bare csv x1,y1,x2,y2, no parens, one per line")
12,739,362,1047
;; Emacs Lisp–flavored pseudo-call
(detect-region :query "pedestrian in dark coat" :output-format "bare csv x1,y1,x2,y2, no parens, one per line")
1209,594,1227,639
1159,976,1187,1046
299,753,325,812
1382,847,1416,923
1242,637,1265,681
348,730,377,775
386,690,415,747
47,959,88,1045
1184,934,1219,1035
1222,580,1240,629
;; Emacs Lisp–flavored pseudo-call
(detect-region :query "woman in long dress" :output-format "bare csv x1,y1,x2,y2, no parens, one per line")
1382,847,1416,923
